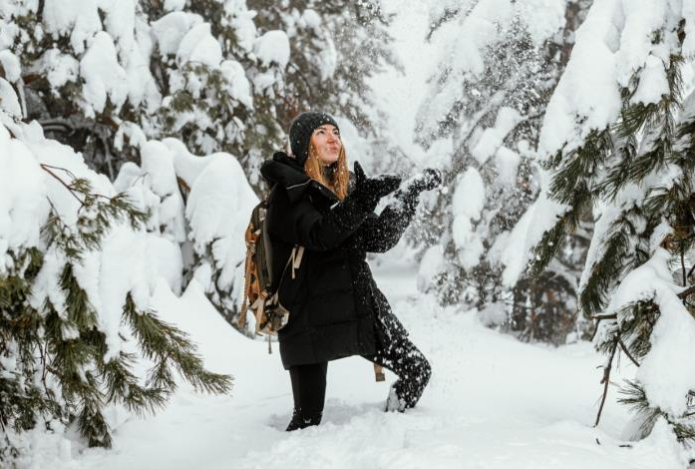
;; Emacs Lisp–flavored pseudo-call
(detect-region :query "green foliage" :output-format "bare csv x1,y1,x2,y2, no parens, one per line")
124,295,232,394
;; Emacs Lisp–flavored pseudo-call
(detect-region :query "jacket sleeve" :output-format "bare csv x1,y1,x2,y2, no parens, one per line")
268,188,373,252
348,199,416,253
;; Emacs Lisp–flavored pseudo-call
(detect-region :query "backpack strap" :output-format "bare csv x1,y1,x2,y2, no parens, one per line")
238,222,261,329
290,246,304,279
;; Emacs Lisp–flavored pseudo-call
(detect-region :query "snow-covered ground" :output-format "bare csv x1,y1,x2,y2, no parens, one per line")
27,254,681,469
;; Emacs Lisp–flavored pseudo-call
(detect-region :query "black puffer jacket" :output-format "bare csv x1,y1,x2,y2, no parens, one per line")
260,152,415,369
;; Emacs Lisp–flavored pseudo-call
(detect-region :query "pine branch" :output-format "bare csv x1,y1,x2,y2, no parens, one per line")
595,335,619,427
618,337,640,367
40,164,84,206
580,211,642,316
619,380,695,442
102,352,169,416
123,296,233,396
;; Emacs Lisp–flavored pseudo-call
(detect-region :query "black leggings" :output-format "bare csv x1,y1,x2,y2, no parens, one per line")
286,362,328,431
285,315,431,431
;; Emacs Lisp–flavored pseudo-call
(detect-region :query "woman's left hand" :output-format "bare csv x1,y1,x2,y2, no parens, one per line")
409,168,443,193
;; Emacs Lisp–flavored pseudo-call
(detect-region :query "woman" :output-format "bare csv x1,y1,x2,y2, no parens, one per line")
260,111,440,431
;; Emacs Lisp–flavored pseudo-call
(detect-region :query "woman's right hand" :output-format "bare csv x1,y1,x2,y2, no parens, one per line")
352,161,401,211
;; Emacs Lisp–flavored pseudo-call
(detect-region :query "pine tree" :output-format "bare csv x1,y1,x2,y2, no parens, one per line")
1,0,399,189
525,3,695,444
413,0,593,344
0,122,231,462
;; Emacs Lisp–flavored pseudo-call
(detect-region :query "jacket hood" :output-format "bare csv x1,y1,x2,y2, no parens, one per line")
260,152,325,203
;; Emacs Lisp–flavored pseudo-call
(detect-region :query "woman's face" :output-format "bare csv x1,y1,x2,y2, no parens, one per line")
310,124,342,165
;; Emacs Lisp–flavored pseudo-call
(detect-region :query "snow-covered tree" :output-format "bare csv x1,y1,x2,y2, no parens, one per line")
506,0,695,446
249,0,397,128
0,0,267,180
0,0,400,190
413,0,593,345
0,86,231,462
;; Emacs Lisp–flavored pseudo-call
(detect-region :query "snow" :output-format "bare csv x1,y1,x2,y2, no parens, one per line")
470,106,522,165
684,2,695,57
0,49,20,82
0,77,21,116
176,23,223,68
451,168,486,269
605,248,695,418
42,49,80,89
21,264,686,468
0,125,47,270
221,60,253,108
79,31,129,115
500,168,567,287
254,30,291,68
301,9,322,31
516,0,568,45
151,12,197,56
538,0,623,158
42,0,101,53
630,55,669,105
99,0,137,54
185,153,258,293
164,0,185,12
224,0,257,53
417,244,445,292
495,146,521,184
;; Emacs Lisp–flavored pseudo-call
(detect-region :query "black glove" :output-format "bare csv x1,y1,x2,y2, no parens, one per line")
396,168,443,210
352,161,401,212
408,168,443,193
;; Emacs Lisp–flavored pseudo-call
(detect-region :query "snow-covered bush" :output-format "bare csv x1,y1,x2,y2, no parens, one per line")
114,137,259,329
510,0,695,448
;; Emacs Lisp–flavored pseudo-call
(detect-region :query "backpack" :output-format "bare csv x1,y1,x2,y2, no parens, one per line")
238,195,304,350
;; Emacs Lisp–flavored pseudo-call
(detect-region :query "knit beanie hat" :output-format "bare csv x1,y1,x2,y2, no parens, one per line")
289,111,339,167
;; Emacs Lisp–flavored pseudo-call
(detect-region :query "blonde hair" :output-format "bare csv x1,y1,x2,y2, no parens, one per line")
304,142,349,200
